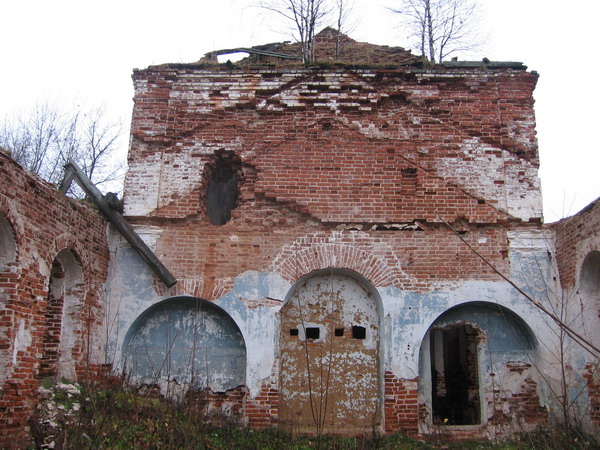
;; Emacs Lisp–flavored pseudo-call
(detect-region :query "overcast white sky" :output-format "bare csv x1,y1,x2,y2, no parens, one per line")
1,0,598,222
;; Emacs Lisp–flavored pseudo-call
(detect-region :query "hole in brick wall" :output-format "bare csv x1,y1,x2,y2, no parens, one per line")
206,151,241,226
335,328,344,337
477,199,486,204
321,121,332,131
290,328,299,336
305,327,320,340
430,324,481,425
352,325,366,339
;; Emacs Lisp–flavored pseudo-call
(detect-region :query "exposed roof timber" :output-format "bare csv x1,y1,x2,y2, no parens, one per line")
59,161,177,288
205,47,301,60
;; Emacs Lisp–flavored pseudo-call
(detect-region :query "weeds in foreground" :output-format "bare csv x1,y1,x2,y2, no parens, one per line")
30,383,599,449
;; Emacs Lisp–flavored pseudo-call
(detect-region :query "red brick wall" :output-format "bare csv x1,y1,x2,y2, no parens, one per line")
0,151,110,446
126,65,540,225
246,382,279,429
384,373,419,433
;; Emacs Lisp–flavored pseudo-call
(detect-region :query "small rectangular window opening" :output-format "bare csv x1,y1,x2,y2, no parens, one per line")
335,328,344,337
305,327,320,340
352,325,366,340
290,328,299,336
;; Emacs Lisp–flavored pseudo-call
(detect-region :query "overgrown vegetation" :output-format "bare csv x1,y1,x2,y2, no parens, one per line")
29,383,599,449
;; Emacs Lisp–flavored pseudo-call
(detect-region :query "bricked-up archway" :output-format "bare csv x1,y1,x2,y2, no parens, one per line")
279,269,382,434
419,302,541,430
123,297,246,392
39,248,84,380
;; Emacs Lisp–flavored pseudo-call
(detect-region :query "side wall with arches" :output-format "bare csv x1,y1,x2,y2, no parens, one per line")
0,151,110,446
552,198,600,430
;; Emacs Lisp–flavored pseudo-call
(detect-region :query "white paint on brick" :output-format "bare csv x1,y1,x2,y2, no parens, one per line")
131,225,163,252
13,319,31,367
434,138,542,220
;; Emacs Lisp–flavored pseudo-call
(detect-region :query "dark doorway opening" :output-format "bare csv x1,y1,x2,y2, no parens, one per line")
430,324,480,425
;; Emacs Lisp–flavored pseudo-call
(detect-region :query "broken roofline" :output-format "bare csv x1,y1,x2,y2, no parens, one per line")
200,28,527,70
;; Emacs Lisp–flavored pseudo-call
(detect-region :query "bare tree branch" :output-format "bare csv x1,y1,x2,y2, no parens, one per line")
390,0,484,63
333,0,357,59
0,101,125,197
258,0,331,63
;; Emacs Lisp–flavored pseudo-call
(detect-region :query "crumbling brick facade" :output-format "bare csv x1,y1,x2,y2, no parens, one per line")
0,151,110,447
112,29,552,438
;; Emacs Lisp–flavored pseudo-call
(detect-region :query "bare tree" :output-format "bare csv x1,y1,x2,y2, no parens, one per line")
0,101,125,196
258,0,330,63
390,0,483,63
333,0,356,59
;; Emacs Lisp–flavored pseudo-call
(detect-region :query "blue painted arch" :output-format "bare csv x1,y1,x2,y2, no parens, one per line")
424,301,538,353
123,296,247,392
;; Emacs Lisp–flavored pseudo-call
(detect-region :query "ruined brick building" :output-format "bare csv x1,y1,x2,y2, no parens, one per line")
1,29,599,443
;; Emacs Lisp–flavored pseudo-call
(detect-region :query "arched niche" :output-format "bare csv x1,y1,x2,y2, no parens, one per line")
123,297,246,392
279,269,382,434
419,302,538,427
0,212,17,385
39,248,84,380
0,213,16,270
580,250,600,296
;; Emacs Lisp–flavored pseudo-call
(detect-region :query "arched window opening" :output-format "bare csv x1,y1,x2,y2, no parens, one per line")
39,249,83,380
430,324,480,425
0,213,16,270
580,250,600,295
206,151,241,226
123,297,246,392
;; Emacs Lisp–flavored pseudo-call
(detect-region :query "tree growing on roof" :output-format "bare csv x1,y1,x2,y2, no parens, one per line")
258,0,330,63
333,0,357,59
0,101,125,196
390,0,484,63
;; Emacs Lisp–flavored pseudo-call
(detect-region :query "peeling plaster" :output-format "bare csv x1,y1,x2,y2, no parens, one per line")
434,138,542,221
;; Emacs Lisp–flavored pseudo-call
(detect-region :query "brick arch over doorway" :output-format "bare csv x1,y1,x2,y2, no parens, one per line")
273,237,407,288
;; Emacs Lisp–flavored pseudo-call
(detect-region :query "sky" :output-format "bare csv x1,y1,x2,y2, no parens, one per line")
1,0,598,223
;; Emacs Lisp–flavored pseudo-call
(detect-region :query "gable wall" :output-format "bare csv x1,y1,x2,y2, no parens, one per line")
105,63,558,438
